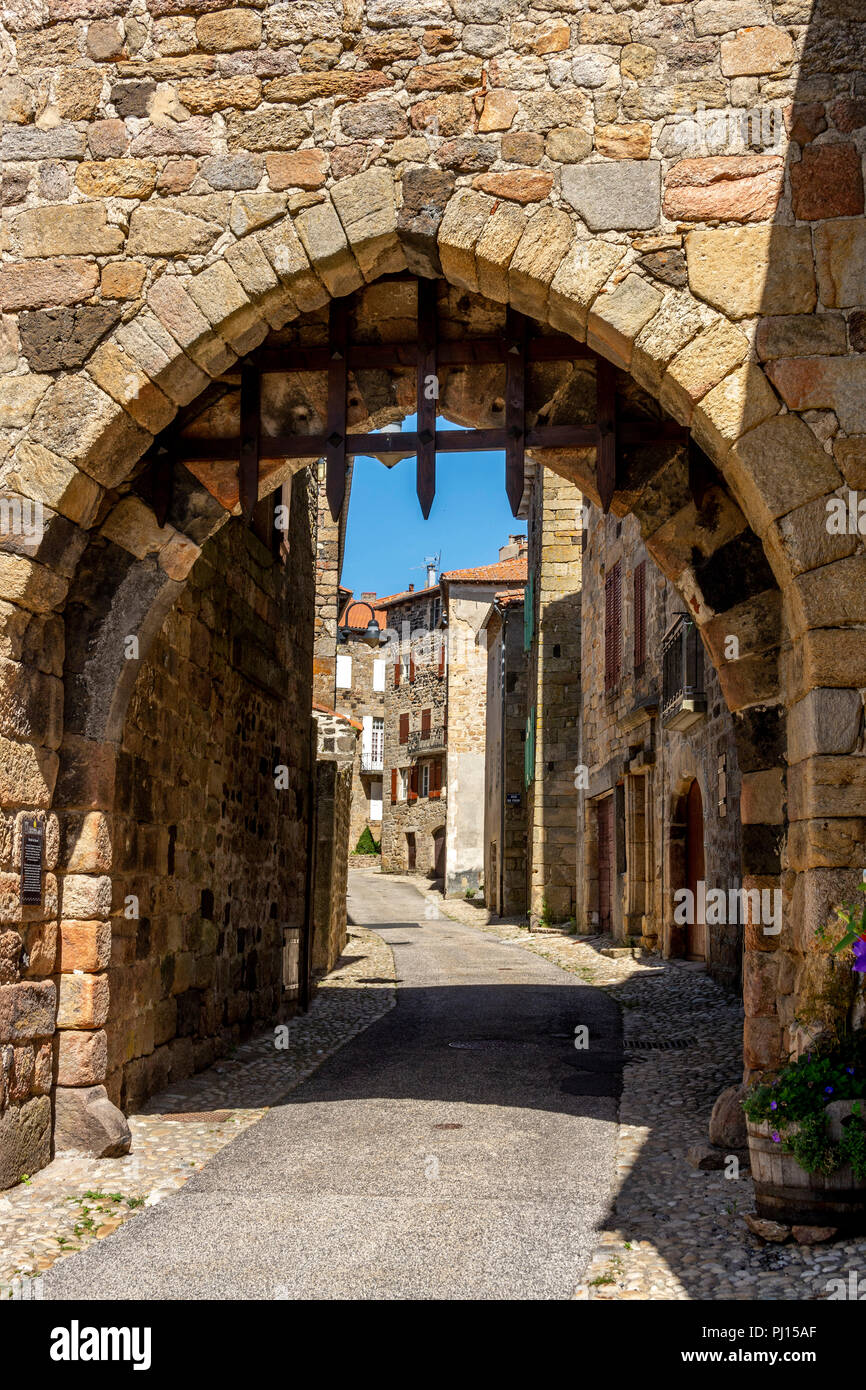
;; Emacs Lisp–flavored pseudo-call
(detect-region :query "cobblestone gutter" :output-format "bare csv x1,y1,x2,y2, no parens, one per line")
412,878,866,1302
0,926,395,1295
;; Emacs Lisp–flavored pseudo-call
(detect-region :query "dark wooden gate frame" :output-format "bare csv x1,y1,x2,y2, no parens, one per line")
144,278,690,527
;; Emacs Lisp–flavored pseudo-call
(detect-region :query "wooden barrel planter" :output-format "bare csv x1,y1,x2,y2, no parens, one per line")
748,1102,866,1231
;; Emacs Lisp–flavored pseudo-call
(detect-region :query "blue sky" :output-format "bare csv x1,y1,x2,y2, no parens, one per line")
341,425,523,599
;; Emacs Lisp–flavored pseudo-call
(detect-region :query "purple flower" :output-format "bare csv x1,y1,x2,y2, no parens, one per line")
853,937,866,973
825,1086,834,1095
770,1100,778,1110
771,1131,781,1143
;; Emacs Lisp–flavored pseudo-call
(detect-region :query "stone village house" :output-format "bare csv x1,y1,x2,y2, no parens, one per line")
0,0,865,1181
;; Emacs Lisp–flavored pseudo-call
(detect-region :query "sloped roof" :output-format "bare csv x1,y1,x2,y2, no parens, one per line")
440,558,528,584
376,582,440,607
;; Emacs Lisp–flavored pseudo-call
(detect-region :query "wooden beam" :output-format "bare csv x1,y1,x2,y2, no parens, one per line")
252,334,595,375
150,437,174,529
238,365,260,524
416,276,438,519
504,307,527,517
596,356,616,514
325,296,349,522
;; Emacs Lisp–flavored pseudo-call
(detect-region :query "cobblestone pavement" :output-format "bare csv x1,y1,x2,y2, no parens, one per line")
0,925,395,1297
399,872,866,1302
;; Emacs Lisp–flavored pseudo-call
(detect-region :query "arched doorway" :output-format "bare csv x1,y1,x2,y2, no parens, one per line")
685,780,707,964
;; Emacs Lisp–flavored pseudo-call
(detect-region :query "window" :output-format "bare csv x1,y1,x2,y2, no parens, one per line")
633,560,646,674
373,658,386,692
430,597,441,628
336,653,352,689
604,561,622,692
371,717,384,768
399,768,410,801
661,614,707,731
399,712,409,744
430,759,442,800
369,780,382,822
420,763,430,798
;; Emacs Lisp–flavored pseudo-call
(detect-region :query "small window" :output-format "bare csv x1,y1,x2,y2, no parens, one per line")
634,561,646,674
373,658,386,692
399,768,409,801
371,717,384,767
336,653,352,689
369,781,382,822
430,597,441,628
420,763,430,798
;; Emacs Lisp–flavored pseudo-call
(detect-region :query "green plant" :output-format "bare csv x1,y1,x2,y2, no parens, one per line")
743,1029,866,1177
355,826,380,855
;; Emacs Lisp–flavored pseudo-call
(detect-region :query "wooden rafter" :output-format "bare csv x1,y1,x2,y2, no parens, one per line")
596,356,617,515
238,364,260,524
325,296,349,522
416,276,438,519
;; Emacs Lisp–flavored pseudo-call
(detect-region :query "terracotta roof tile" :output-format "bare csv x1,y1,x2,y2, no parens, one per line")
440,558,528,584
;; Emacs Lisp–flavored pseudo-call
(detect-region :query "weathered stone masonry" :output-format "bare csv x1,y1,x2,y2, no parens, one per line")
1,0,865,1176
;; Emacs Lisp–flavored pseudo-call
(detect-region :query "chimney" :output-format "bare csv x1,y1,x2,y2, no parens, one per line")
361,591,376,600
408,583,414,591
426,558,437,588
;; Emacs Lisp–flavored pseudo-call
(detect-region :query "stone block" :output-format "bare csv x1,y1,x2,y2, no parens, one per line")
59,919,112,972
0,980,55,1043
87,342,176,434
29,375,151,488
60,874,112,921
295,201,364,298
55,971,109,1030
53,1083,131,1158
127,205,222,257
727,414,842,531
548,240,626,339
664,155,783,222
177,75,261,114
814,218,866,309
10,204,124,258
0,259,99,313
226,109,310,152
331,167,407,280
0,732,58,807
595,122,652,160
0,555,68,616
685,226,815,319
0,1095,51,1188
721,26,794,76
587,273,663,370
478,89,517,132
257,220,328,313
765,357,866,435
756,314,847,361
147,275,238,377
184,260,266,354
266,150,328,191
75,159,158,199
475,201,526,302
788,755,866,821
508,207,572,320
790,143,864,221
692,362,780,457
18,304,121,372
659,318,749,422
561,160,661,231
54,1027,108,1085
196,7,262,50
472,170,553,203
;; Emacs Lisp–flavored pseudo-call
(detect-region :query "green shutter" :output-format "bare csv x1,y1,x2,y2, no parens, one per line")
524,570,534,651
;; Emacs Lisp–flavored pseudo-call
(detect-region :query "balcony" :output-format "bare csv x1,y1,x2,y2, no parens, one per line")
408,724,446,756
360,753,384,773
661,614,707,732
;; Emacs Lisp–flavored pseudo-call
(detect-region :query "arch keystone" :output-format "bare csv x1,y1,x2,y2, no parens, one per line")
331,166,407,281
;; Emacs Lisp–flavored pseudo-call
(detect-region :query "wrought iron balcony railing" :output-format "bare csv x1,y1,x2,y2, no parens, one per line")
661,614,707,731
408,724,446,756
360,752,384,772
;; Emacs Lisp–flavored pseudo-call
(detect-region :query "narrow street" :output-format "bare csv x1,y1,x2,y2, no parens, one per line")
42,874,621,1301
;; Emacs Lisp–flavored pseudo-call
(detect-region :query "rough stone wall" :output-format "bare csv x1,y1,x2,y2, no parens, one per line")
484,599,528,917
108,496,314,1115
0,0,865,1147
311,707,357,978
443,582,494,895
334,630,386,853
381,591,446,876
579,503,743,990
525,466,582,924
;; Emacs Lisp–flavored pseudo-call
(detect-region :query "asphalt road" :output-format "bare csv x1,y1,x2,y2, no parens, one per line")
44,873,622,1300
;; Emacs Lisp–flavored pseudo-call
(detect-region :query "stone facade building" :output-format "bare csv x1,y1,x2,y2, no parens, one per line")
578,504,743,991
524,467,583,925
483,589,529,917
441,545,528,897
311,705,359,981
380,581,447,878
335,593,388,854
2,0,866,1172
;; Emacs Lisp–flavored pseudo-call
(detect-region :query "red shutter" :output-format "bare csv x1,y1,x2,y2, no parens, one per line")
409,651,416,682
605,561,622,692
438,635,445,676
634,560,646,672
430,759,441,799
394,658,400,688
421,707,431,738
399,712,409,744
409,766,418,801
390,768,398,803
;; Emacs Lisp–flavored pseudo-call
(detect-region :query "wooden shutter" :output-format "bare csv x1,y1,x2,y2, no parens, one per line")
390,768,398,803
438,635,446,676
421,707,431,738
633,560,646,673
409,651,416,682
394,657,400,688
409,766,418,801
430,759,441,799
399,712,409,744
605,561,621,692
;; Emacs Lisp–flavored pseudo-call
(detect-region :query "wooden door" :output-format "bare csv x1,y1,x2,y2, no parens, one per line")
685,779,707,961
597,797,614,934
406,832,416,871
433,826,445,878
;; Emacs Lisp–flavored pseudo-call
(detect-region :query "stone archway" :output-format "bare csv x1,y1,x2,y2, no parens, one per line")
1,0,864,1177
